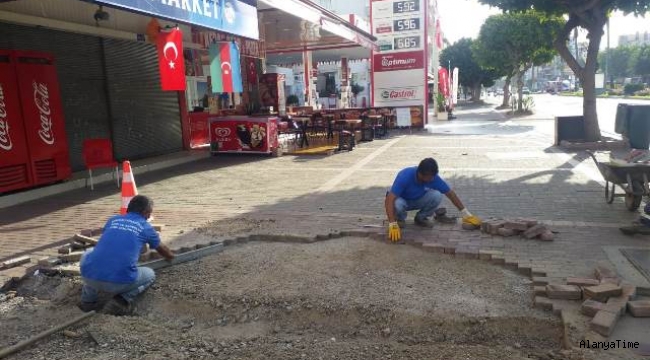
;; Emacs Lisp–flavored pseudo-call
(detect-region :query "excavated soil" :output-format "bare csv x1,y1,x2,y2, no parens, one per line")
0,237,598,360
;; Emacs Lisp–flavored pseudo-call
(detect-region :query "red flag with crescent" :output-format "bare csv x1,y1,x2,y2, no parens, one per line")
156,28,186,91
438,67,450,97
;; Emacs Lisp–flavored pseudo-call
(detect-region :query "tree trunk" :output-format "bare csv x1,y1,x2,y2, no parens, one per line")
472,84,481,101
502,77,511,108
517,73,524,112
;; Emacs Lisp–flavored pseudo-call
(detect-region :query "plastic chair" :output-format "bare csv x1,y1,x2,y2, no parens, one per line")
82,139,119,190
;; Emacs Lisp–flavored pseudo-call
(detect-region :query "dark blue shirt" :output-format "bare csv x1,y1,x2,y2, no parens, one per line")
81,213,160,284
390,167,451,201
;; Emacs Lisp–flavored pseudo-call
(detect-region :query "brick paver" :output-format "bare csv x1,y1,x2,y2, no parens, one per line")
1,107,649,292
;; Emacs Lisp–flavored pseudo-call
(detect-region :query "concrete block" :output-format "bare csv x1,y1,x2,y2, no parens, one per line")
1,256,31,270
38,257,62,268
497,228,516,237
567,277,600,287
74,234,98,246
422,243,445,253
539,231,554,241
546,284,582,300
581,299,605,317
628,300,650,317
523,224,548,239
59,252,84,263
591,310,620,337
532,277,551,286
504,221,529,232
605,298,627,316
584,283,622,301
487,220,507,235
534,286,547,296
534,296,553,311
595,265,616,280
621,284,637,301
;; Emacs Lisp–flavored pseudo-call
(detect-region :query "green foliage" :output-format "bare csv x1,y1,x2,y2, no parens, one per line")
436,92,446,112
600,45,650,79
474,11,562,80
440,38,500,94
475,0,649,16
522,96,535,112
625,83,645,95
286,94,300,106
634,45,650,76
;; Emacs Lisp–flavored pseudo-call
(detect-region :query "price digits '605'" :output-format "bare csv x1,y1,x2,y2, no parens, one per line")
393,0,419,13
394,36,420,50
393,18,420,32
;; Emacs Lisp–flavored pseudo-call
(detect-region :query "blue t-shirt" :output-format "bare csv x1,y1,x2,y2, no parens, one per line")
390,167,451,200
81,213,161,284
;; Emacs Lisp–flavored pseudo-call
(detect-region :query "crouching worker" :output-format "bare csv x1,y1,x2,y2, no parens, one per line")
79,195,174,315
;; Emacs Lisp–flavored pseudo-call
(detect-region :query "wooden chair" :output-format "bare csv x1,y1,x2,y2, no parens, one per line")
82,139,120,190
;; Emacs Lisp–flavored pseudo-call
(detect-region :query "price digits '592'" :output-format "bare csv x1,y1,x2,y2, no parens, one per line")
393,0,419,13
394,36,420,50
393,18,420,32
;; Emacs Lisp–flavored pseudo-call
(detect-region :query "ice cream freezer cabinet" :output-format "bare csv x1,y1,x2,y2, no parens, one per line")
209,116,280,155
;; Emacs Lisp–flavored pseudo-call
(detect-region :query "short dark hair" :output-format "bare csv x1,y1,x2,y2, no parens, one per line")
127,195,153,216
417,158,439,176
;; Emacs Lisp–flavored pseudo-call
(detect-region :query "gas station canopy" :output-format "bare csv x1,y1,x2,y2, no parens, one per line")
259,0,377,54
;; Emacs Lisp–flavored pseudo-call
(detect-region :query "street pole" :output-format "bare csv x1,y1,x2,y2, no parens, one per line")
606,18,611,89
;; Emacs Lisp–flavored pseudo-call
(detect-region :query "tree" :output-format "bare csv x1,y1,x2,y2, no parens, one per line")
440,38,500,101
634,45,650,83
474,12,562,110
477,0,650,141
599,46,637,82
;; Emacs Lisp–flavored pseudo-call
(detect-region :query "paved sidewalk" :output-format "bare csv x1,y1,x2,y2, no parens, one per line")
1,105,649,291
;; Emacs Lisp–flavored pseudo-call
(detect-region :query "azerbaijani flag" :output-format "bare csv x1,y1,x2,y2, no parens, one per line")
209,41,243,93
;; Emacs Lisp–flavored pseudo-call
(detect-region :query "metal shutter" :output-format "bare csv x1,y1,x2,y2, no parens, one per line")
103,39,182,161
0,22,111,171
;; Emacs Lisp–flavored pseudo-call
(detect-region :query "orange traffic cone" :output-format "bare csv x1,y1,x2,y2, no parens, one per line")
120,161,138,215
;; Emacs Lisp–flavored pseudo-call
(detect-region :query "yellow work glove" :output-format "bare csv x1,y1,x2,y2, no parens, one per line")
388,222,401,242
461,209,482,226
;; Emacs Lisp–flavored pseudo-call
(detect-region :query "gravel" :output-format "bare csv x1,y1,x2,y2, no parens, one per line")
0,237,621,360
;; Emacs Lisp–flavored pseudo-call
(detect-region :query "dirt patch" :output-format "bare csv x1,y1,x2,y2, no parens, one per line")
0,237,591,360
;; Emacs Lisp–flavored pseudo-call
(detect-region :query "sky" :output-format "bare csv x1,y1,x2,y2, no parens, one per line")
438,0,650,49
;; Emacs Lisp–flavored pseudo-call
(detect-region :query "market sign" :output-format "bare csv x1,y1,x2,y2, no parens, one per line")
93,0,259,40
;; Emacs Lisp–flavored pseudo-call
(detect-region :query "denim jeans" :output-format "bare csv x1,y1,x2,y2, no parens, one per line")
80,252,156,304
394,190,443,221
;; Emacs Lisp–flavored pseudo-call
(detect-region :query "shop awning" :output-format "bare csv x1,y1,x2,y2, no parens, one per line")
259,0,377,53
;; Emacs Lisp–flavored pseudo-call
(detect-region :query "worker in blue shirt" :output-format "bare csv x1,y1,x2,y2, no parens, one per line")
79,195,174,315
385,158,482,242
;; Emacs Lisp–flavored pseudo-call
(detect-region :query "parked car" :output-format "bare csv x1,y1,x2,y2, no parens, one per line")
522,87,531,95
496,89,504,96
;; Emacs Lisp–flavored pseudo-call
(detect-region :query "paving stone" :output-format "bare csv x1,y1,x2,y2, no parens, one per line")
591,310,620,337
443,245,456,255
581,299,605,317
485,220,506,235
74,234,98,246
57,266,81,276
583,331,608,343
422,243,445,253
533,286,547,296
1,256,31,270
595,265,617,280
567,277,600,287
621,284,637,300
37,257,62,268
455,247,479,259
59,252,85,263
478,250,502,261
628,300,650,317
504,221,529,232
532,276,551,286
58,246,71,255
605,298,628,316
534,296,553,311
600,277,621,286
546,284,582,300
490,254,505,265
461,223,480,231
531,268,548,277
583,283,622,301
517,263,532,276
516,218,538,228
504,258,518,270
523,224,548,239
539,231,554,241
497,228,516,237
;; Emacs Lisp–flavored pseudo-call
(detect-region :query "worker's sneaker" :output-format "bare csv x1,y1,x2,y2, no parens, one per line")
397,220,406,229
414,217,435,228
77,301,99,313
103,295,134,316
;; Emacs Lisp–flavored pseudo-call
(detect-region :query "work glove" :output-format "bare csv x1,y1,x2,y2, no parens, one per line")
388,222,401,243
461,208,482,226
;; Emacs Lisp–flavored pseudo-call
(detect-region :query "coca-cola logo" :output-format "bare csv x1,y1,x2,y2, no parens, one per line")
381,89,417,100
0,84,12,151
215,128,231,137
33,81,54,145
381,56,416,68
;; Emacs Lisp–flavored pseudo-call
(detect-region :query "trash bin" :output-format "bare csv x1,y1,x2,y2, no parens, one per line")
625,105,650,149
615,103,629,136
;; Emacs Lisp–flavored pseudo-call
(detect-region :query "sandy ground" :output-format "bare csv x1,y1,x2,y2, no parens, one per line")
0,237,609,360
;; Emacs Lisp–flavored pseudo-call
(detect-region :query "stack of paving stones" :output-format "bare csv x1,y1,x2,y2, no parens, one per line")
533,265,650,340
477,218,555,241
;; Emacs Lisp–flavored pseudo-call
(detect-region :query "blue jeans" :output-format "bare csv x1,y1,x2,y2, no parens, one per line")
80,252,156,304
394,190,443,221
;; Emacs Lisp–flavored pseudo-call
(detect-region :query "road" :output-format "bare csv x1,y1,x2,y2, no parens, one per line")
528,94,649,136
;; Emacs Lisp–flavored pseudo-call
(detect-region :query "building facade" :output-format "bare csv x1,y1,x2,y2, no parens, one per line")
619,32,650,47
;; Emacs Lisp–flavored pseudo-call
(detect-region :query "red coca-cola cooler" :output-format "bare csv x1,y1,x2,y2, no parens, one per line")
209,116,279,155
0,50,33,193
14,50,71,185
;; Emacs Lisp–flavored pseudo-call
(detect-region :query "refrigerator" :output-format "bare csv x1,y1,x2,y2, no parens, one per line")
210,116,279,154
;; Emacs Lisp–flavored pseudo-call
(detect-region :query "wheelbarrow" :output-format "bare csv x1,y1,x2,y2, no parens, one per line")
588,151,650,211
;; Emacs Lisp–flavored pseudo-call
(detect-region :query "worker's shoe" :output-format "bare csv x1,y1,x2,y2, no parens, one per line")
77,301,100,313
103,295,134,316
414,217,435,228
397,220,406,229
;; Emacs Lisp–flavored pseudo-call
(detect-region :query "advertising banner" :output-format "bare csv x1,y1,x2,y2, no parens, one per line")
371,0,428,124
94,0,259,40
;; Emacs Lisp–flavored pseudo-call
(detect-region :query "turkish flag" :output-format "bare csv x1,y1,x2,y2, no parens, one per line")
438,67,450,97
246,57,258,85
156,28,186,91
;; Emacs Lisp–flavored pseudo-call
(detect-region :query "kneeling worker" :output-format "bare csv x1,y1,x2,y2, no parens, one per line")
79,195,175,314
385,158,482,242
